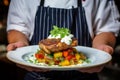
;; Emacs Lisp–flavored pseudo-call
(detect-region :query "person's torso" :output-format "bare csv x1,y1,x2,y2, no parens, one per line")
24,0,99,40
30,0,93,46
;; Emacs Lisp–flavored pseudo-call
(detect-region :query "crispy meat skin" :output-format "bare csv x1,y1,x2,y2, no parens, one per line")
39,38,78,54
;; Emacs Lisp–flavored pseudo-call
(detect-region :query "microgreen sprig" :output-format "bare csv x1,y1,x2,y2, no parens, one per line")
50,26,70,38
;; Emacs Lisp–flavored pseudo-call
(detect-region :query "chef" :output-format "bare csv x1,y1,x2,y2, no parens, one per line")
7,0,120,80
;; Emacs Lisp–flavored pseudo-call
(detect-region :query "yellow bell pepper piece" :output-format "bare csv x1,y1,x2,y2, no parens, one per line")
54,52,62,58
75,53,81,60
59,60,70,66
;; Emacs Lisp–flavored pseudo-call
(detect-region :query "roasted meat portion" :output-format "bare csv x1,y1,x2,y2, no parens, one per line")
39,38,78,54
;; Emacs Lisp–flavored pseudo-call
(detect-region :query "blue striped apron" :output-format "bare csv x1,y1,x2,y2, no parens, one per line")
30,0,92,46
25,0,99,80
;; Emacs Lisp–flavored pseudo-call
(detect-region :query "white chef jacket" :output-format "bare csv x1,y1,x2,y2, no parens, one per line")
7,0,120,41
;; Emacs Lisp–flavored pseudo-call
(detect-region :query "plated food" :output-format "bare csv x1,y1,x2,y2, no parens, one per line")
7,45,112,70
26,26,90,66
6,26,112,70
39,26,78,53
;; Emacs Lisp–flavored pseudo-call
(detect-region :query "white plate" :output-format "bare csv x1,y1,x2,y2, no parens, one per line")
6,45,112,70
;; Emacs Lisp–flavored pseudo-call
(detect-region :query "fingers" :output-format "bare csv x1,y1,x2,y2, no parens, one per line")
94,45,114,55
78,65,104,73
7,43,17,51
17,64,50,72
7,41,29,51
15,41,28,47
103,46,113,54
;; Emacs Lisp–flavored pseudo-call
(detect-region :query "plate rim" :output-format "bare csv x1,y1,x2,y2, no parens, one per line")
6,45,112,70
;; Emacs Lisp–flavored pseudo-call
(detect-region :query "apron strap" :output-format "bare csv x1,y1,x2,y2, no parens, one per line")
78,0,82,7
71,8,77,34
40,0,45,6
71,0,83,34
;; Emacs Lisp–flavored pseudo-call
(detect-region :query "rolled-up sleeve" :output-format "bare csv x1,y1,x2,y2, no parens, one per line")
7,0,30,39
94,0,120,36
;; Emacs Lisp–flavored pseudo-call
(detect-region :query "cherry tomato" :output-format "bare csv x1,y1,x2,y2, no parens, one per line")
35,53,44,59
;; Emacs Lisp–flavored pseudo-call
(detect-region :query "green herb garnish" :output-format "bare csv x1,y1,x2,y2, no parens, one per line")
50,26,70,38
84,59,91,63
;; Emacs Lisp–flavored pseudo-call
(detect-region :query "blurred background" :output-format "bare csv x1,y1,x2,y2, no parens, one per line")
0,0,120,80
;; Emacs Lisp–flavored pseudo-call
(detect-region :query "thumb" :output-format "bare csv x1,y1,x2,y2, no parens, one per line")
7,43,17,51
95,45,113,55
